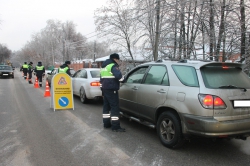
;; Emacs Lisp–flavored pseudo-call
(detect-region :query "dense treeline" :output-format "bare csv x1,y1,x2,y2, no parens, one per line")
6,0,250,70
95,0,250,63
0,44,11,64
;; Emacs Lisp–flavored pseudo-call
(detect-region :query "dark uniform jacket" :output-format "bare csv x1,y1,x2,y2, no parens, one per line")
34,64,45,76
100,59,122,91
28,64,33,74
58,64,71,76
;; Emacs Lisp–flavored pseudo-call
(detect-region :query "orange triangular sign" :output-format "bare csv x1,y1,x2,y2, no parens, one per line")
58,77,67,85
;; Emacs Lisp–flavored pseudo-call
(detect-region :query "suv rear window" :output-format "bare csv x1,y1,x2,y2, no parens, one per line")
201,66,250,89
172,65,199,87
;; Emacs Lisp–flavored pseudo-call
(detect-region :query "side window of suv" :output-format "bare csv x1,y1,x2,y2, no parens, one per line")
143,65,169,86
172,65,199,87
126,66,148,84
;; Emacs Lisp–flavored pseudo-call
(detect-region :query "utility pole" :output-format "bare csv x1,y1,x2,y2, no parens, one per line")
94,41,96,62
154,0,160,61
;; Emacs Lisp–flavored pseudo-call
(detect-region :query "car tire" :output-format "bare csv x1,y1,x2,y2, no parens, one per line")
157,111,185,149
80,87,88,104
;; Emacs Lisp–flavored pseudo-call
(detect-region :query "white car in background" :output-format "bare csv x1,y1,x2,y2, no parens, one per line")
72,68,102,103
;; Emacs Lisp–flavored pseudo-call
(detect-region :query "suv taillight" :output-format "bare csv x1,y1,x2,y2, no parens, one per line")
198,94,227,109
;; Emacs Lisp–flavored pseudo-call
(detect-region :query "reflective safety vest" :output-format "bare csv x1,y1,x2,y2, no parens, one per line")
22,64,28,68
100,63,115,78
58,66,69,73
36,66,44,70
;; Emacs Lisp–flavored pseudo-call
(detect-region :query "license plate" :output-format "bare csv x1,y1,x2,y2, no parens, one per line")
3,74,8,75
234,100,250,107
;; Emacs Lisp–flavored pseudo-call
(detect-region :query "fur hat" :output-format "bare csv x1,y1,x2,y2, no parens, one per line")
109,53,120,60
38,61,42,65
65,61,71,65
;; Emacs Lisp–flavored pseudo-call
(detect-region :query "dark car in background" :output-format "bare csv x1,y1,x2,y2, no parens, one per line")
0,65,14,78
46,68,75,87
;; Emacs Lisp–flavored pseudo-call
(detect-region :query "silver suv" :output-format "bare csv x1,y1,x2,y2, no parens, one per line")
119,59,250,148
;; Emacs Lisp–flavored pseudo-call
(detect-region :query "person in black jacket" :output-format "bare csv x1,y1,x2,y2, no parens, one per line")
58,61,71,76
100,53,125,132
34,62,45,87
20,62,28,80
27,62,34,84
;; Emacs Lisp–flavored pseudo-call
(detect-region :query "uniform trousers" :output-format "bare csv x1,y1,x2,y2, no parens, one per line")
102,89,121,130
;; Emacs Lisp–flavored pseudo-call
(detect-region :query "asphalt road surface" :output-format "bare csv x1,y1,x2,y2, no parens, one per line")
0,70,250,166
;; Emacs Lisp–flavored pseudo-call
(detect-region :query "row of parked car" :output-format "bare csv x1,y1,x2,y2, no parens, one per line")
46,60,250,149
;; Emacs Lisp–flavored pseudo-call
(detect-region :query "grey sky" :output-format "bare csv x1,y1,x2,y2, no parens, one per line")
0,0,107,51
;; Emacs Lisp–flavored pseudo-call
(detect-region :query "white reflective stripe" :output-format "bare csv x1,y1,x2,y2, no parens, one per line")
101,76,115,78
111,117,119,120
103,114,110,118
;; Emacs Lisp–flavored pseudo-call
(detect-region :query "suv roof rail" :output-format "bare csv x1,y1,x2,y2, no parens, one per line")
156,59,163,63
178,59,188,63
178,59,213,63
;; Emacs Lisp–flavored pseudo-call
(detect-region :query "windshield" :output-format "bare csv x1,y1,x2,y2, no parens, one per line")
0,66,12,70
201,66,250,89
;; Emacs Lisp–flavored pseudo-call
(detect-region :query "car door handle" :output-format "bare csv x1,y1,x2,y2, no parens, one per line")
132,86,138,90
157,89,166,93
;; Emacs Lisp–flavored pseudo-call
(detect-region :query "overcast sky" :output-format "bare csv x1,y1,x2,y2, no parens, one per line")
0,0,107,51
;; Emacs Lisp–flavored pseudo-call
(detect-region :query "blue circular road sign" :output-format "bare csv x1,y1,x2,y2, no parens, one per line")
58,97,69,107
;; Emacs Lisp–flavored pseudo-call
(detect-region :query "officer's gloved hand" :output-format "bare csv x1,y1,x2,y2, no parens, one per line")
119,76,124,82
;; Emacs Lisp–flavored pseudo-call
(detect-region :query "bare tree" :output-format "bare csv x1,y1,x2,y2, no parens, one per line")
0,44,11,64
95,0,139,66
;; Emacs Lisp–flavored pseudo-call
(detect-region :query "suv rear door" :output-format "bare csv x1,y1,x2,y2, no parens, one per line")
136,65,169,121
200,63,250,121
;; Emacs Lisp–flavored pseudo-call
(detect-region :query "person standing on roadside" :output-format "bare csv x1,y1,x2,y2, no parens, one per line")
34,62,45,87
20,62,28,80
27,62,34,84
58,61,71,76
100,53,125,132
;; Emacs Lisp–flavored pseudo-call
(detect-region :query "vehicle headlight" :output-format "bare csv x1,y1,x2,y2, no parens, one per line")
10,72,13,75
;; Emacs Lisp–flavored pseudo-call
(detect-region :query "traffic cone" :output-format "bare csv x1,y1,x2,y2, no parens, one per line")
34,77,39,88
26,74,29,81
44,81,51,97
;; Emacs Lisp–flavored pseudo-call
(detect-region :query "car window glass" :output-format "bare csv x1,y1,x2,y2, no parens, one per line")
79,70,87,78
70,69,75,75
0,66,11,70
143,66,168,85
201,66,250,89
126,66,148,84
172,65,199,87
74,70,81,78
90,70,100,78
162,72,169,86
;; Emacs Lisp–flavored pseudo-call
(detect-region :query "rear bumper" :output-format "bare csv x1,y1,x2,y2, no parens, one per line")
182,114,250,137
86,88,102,99
0,73,14,77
